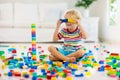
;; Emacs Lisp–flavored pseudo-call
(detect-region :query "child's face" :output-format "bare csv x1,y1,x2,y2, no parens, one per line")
64,14,78,30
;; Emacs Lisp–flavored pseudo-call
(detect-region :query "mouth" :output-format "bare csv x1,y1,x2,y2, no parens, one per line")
66,23,72,27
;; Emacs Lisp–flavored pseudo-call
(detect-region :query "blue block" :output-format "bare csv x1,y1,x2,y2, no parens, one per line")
84,69,88,72
31,66,37,69
32,34,36,37
32,48,36,51
75,73,84,77
41,69,46,73
51,71,55,75
61,19,68,23
46,61,53,65
63,62,69,68
42,72,47,75
99,60,104,64
118,62,120,67
98,66,104,72
8,72,13,76
24,74,29,78
72,62,77,64
32,76,37,80
71,69,77,74
18,63,24,68
112,58,116,63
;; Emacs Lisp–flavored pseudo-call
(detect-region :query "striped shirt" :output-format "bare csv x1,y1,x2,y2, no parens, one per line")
58,27,82,50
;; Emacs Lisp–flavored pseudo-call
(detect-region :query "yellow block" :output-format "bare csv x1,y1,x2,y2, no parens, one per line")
32,55,36,57
51,76,57,80
93,63,100,67
66,76,73,80
85,72,91,77
68,18,76,24
57,72,64,77
88,56,94,59
1,64,6,70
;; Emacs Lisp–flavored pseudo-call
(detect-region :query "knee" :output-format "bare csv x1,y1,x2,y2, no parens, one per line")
77,50,85,57
48,45,54,52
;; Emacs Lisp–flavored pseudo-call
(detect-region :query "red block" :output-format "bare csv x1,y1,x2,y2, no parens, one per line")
29,69,35,72
37,78,43,80
110,53,119,56
41,50,44,53
12,50,17,53
14,72,21,77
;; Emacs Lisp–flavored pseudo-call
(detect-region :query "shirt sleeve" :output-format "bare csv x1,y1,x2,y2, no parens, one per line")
78,28,82,38
57,29,64,39
80,32,82,38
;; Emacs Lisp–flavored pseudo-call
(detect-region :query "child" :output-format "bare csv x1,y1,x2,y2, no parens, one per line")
48,9,87,62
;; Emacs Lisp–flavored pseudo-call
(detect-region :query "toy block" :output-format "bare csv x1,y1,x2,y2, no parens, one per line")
68,18,76,24
0,51,5,56
99,60,105,64
8,71,13,76
61,18,76,24
37,78,43,80
85,72,91,77
57,62,63,67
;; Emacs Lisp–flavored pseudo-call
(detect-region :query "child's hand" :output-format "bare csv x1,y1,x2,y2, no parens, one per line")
56,19,62,28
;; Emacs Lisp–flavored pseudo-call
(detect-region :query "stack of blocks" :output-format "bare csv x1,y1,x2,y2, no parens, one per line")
31,24,37,60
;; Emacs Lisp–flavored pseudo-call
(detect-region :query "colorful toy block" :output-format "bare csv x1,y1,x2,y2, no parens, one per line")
31,24,37,60
61,18,76,24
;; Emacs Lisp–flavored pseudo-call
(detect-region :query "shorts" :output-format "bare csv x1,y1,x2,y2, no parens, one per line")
56,46,81,56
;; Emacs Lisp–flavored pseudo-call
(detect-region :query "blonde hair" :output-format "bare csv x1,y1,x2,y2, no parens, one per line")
64,9,82,20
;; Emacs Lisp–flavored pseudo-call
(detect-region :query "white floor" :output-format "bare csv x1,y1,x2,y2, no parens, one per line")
0,42,119,80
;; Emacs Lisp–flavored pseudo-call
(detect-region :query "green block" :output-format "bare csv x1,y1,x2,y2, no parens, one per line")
107,62,113,66
37,75,46,78
52,62,57,67
32,72,37,77
62,73,66,78
32,37,36,40
21,52,24,55
32,53,36,55
0,56,5,60
48,67,53,71
4,61,8,65
31,24,36,27
117,71,120,76
87,64,93,67
0,51,5,56
39,55,46,59
112,64,117,69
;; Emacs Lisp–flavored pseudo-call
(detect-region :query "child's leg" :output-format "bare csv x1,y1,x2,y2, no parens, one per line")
67,49,85,58
48,45,76,62
49,55,60,61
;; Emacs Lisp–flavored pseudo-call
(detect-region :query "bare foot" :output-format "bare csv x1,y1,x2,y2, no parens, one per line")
49,55,59,61
66,57,76,62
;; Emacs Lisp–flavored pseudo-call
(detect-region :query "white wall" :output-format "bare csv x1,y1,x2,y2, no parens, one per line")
89,0,109,42
0,0,76,8
90,0,120,43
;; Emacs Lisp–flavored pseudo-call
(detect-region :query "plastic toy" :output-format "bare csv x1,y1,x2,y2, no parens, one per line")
31,24,37,60
60,18,76,24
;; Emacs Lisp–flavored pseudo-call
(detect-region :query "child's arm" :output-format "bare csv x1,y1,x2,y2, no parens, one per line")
77,21,88,39
53,20,62,41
